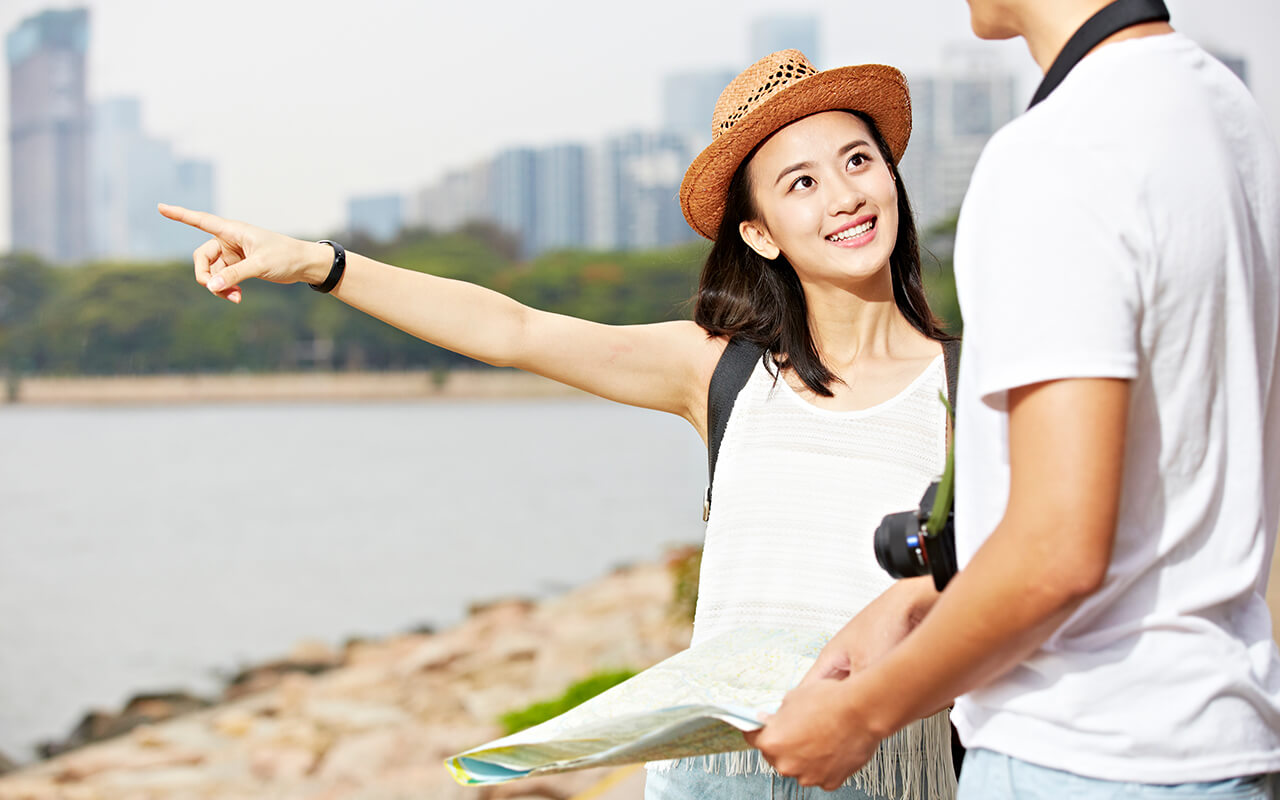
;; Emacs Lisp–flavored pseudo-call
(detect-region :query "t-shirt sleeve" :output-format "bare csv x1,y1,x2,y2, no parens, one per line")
958,133,1145,406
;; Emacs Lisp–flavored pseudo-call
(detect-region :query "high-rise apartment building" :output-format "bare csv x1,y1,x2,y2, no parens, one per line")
490,147,538,255
7,8,90,264
749,15,820,65
898,51,1019,230
592,131,694,252
661,69,737,150
533,144,587,254
413,162,491,234
89,97,215,261
347,194,403,242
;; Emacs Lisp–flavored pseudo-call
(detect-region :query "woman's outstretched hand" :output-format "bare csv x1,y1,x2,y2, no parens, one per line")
157,203,332,303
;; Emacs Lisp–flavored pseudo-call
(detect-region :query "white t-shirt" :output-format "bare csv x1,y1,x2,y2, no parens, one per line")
951,33,1280,783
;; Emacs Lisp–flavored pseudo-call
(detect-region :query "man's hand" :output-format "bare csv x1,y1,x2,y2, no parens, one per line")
801,577,939,685
745,579,939,789
744,675,879,791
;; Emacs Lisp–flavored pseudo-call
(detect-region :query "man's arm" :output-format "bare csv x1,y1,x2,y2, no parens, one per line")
747,377,1130,790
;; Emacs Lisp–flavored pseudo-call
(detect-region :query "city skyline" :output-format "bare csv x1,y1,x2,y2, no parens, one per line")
1,0,1277,251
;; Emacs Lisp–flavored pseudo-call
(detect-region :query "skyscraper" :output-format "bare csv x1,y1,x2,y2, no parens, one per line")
89,97,215,261
490,147,538,255
898,50,1019,230
749,15,820,65
412,162,491,234
7,8,91,264
592,131,694,251
533,144,588,254
662,69,737,150
347,194,404,243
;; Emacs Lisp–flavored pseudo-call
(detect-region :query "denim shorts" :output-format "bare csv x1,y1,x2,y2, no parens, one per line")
644,768,885,800
958,749,1279,800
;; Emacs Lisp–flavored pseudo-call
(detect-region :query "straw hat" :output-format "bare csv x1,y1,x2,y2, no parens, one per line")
679,50,911,240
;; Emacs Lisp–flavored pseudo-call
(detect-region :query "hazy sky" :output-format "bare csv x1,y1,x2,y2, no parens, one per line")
1,0,1277,247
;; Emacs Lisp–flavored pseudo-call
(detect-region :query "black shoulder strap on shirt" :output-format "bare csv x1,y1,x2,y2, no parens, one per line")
704,337,764,520
942,339,961,414
703,338,963,520
1028,0,1170,109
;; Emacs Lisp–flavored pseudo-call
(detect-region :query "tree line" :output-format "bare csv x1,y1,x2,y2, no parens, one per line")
0,221,959,377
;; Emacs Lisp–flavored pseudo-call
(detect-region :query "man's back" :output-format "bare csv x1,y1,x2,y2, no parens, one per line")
953,32,1280,782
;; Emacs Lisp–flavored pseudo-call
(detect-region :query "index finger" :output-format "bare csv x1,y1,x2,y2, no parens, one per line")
158,203,230,238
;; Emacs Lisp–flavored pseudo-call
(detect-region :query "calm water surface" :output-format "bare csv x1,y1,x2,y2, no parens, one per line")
0,399,707,762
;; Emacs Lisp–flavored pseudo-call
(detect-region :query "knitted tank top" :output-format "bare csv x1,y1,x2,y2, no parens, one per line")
656,354,957,798
692,353,948,645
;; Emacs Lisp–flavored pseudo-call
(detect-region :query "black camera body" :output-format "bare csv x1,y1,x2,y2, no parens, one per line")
873,480,958,592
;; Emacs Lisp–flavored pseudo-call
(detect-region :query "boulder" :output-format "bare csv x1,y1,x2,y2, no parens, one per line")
38,691,212,758
223,657,338,701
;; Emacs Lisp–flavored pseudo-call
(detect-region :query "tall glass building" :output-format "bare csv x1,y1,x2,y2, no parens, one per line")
7,8,91,264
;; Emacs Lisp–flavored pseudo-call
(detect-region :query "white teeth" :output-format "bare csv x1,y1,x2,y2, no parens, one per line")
827,220,874,242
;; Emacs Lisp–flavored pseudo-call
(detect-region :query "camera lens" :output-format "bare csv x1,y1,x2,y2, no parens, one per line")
874,510,927,579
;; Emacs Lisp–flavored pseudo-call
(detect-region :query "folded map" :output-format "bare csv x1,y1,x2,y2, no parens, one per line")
445,627,829,785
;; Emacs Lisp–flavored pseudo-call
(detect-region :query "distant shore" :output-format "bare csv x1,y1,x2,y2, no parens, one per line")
3,369,591,406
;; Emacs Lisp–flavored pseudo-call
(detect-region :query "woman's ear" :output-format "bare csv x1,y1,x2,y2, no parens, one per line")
739,219,781,260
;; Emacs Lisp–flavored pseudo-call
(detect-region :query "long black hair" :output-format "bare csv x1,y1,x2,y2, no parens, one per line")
693,110,954,397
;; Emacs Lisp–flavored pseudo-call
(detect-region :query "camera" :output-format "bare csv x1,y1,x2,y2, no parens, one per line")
873,479,958,591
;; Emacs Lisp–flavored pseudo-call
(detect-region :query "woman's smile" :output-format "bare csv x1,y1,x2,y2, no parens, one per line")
825,215,878,247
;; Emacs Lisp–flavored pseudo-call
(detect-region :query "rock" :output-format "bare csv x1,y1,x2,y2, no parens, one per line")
248,745,316,781
0,776,59,800
212,708,256,738
36,691,212,758
466,598,537,637
398,636,470,674
314,728,407,784
0,752,14,777
129,724,169,748
223,655,338,701
54,745,204,781
307,700,412,733
120,691,209,720
287,638,341,666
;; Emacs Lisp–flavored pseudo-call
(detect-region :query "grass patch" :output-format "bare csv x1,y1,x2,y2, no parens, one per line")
499,669,637,734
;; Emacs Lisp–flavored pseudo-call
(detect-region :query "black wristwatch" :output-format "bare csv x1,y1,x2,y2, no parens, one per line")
309,240,346,293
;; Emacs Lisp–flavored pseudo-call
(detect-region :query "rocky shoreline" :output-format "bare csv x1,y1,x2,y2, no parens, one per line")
0,559,694,800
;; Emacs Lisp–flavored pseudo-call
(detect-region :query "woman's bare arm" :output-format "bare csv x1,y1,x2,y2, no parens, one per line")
159,204,725,430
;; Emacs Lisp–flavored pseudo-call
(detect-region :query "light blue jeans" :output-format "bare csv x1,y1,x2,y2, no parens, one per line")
959,749,1280,800
644,768,886,800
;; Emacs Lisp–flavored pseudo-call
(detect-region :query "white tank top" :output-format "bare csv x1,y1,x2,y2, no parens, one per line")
657,353,956,797
693,353,948,645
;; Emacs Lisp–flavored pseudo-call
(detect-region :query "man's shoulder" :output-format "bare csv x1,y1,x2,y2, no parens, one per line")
965,112,1116,209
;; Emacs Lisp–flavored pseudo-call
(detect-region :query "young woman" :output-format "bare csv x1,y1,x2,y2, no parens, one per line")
161,50,957,800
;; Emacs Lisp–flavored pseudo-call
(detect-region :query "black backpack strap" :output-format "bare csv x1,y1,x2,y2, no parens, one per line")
704,337,765,520
942,339,961,412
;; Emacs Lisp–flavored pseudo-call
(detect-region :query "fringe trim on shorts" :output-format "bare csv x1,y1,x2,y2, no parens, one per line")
646,710,956,800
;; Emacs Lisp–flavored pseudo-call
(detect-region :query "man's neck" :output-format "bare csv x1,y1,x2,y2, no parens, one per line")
1022,4,1174,73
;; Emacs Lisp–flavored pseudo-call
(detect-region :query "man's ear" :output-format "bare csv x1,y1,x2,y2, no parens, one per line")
739,219,781,260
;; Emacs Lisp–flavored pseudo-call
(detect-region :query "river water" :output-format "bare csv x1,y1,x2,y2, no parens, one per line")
0,398,707,762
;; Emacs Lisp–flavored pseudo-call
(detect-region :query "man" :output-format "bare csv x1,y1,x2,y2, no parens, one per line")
746,0,1280,796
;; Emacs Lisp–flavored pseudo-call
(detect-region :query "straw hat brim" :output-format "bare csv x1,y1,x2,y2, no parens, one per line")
679,64,911,240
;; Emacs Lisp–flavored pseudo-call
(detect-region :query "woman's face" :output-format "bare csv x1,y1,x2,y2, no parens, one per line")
741,111,899,290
